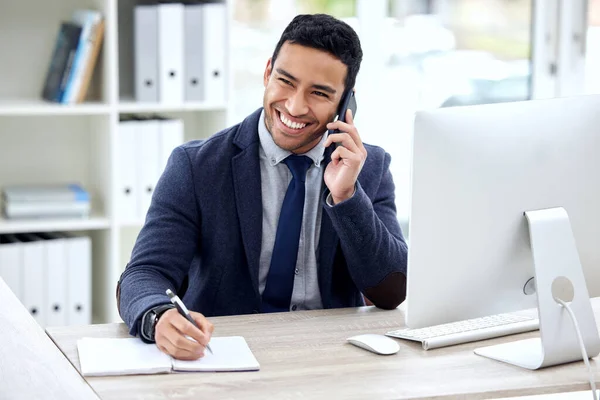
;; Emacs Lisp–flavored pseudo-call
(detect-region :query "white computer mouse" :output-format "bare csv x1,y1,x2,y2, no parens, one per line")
347,334,400,355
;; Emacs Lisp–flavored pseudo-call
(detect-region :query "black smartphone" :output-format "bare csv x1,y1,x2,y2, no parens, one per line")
328,90,357,136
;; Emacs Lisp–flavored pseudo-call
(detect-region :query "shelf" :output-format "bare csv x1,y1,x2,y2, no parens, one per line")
118,100,227,114
0,0,233,324
0,100,110,117
0,215,110,234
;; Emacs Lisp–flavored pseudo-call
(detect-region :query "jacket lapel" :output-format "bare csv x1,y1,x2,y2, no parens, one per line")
232,109,263,301
317,145,339,308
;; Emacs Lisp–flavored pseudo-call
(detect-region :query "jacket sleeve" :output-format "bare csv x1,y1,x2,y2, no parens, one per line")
117,146,201,335
324,151,408,309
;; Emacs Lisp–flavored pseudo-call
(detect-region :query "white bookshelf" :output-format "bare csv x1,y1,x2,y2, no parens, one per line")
0,100,110,116
118,100,228,114
0,215,110,235
0,0,232,324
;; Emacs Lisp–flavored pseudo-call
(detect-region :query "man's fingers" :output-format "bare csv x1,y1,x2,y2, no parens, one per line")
344,109,365,150
345,108,354,125
156,311,206,353
169,314,208,347
157,324,205,357
324,132,360,153
192,312,214,337
331,145,361,165
153,308,215,361
326,133,367,167
158,340,202,361
327,111,365,152
157,343,168,354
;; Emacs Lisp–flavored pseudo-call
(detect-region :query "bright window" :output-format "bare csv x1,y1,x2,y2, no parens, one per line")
361,0,533,223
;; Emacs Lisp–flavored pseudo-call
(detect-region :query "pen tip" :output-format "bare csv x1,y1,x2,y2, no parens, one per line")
166,289,174,298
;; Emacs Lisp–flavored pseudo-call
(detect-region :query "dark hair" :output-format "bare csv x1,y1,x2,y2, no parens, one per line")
271,14,363,95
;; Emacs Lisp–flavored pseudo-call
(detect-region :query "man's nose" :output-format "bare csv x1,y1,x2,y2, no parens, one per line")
285,92,309,117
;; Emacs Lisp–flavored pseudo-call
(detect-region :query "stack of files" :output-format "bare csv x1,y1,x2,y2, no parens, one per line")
0,232,91,327
77,336,260,376
117,116,184,224
41,9,105,104
1,184,91,220
134,1,227,104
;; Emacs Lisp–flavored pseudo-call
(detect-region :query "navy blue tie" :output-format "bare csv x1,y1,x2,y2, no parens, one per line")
262,155,313,313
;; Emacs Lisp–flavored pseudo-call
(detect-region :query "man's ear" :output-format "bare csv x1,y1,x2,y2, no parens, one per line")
263,58,273,87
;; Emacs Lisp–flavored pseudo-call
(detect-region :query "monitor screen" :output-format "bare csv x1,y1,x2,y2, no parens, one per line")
405,94,600,329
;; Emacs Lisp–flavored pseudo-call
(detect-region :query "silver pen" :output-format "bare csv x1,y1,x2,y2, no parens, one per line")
166,289,213,354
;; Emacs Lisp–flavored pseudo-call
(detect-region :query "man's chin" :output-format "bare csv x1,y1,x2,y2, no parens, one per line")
272,136,304,152
274,132,324,154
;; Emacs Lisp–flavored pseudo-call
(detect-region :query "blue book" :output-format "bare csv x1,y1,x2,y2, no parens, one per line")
41,22,83,103
61,10,103,104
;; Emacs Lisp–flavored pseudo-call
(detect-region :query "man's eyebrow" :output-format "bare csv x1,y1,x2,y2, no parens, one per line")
276,68,298,82
275,68,337,95
312,84,336,95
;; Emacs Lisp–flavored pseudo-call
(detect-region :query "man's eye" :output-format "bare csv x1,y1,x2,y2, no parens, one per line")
313,91,328,98
279,78,293,86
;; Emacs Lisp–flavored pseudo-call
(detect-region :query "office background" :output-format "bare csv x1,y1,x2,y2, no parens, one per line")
0,0,598,326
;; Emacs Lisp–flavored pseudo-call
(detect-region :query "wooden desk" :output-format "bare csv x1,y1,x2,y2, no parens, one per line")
0,278,99,400
46,300,600,400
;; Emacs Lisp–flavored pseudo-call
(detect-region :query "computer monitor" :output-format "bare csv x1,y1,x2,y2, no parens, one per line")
405,94,600,329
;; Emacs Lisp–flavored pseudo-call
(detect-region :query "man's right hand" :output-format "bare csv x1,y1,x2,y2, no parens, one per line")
154,308,214,360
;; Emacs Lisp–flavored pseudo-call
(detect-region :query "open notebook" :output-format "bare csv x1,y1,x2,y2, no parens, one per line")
77,336,260,376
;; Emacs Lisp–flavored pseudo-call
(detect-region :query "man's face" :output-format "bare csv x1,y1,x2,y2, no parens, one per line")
263,42,347,154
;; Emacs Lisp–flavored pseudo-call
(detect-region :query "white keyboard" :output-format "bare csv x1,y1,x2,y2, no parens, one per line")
386,313,539,350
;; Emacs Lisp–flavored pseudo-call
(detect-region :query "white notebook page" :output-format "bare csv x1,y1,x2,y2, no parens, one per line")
77,337,172,376
171,336,260,372
77,336,260,376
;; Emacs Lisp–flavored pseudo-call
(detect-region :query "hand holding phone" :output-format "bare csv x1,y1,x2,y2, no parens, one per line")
328,90,357,137
323,89,367,204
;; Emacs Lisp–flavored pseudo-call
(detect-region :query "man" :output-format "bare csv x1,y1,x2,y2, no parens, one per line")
117,13,408,361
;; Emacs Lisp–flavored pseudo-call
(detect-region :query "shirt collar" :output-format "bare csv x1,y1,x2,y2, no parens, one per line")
258,109,327,168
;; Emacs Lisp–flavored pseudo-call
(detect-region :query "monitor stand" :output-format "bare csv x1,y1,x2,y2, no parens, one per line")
474,207,600,369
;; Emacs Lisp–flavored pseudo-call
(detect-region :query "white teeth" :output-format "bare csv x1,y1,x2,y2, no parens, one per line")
279,112,306,130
